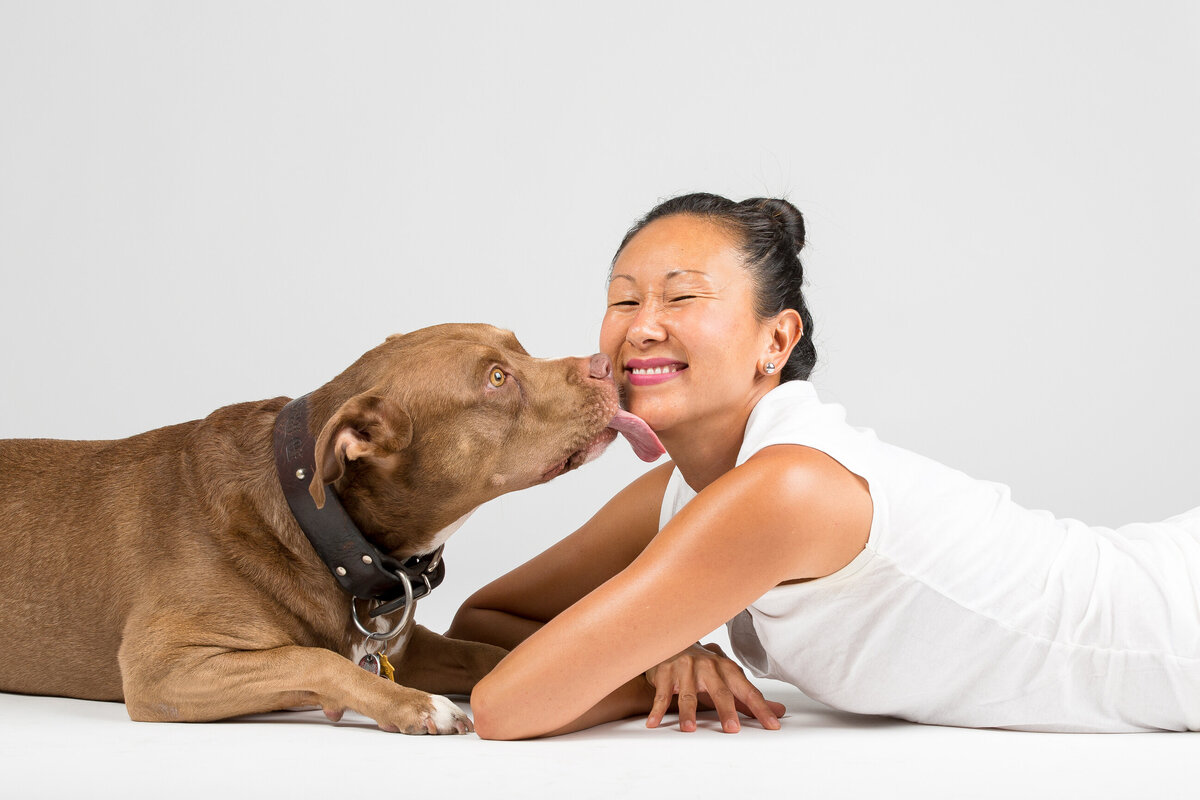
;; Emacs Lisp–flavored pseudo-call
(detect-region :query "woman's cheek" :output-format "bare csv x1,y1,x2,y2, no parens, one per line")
598,312,623,354
600,311,619,347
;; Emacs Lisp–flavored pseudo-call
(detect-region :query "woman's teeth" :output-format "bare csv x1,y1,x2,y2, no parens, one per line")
630,365,681,375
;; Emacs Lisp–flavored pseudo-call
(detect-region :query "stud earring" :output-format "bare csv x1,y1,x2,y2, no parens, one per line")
764,362,777,375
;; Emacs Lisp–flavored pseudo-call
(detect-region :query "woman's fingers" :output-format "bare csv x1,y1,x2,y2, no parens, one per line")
706,685,742,733
646,671,674,728
716,660,783,730
731,685,784,730
695,659,741,733
677,669,699,732
643,642,784,732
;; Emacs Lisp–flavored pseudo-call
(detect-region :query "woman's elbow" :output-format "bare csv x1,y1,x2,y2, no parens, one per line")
445,606,474,642
446,589,486,639
470,678,519,741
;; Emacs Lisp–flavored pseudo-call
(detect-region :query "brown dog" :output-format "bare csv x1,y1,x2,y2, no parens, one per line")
0,323,661,734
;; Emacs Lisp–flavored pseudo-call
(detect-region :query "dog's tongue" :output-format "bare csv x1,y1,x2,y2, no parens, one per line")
607,409,665,462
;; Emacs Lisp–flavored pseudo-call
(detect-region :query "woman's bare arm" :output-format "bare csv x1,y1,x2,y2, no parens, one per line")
470,444,872,740
447,459,676,649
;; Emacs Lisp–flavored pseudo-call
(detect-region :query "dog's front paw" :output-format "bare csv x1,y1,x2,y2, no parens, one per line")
426,694,473,735
378,693,472,735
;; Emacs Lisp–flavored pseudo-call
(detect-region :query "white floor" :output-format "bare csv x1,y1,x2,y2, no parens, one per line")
2,678,1194,800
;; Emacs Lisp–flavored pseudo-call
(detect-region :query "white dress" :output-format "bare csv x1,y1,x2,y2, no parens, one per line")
658,381,1200,732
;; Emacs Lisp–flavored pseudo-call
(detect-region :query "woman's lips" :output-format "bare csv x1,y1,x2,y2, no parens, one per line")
625,358,687,387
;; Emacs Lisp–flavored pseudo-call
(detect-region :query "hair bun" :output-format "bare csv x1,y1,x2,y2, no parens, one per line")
746,197,806,252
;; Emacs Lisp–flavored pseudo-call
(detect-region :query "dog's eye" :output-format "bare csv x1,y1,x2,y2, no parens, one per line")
489,369,506,388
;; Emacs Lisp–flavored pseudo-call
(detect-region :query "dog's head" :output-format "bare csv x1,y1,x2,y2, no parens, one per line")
306,324,661,557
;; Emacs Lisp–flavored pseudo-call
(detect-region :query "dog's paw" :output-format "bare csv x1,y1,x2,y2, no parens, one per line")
378,693,473,735
427,694,473,735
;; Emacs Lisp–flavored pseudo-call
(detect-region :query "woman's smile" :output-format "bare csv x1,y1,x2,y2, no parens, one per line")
625,357,688,386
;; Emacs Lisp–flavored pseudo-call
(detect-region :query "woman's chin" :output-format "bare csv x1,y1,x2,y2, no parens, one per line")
623,385,693,434
623,404,674,440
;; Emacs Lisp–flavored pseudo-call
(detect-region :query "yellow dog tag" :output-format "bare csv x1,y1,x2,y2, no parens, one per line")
377,652,395,682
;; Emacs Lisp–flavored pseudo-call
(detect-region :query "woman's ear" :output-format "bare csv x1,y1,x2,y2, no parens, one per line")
763,309,803,376
309,392,413,508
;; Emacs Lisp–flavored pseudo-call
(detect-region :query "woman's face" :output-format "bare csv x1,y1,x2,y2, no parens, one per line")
600,213,775,437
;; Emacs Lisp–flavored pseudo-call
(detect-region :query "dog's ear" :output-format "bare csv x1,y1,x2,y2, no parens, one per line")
310,393,413,509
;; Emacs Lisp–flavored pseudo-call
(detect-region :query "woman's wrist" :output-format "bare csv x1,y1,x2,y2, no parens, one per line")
625,671,659,716
538,674,658,738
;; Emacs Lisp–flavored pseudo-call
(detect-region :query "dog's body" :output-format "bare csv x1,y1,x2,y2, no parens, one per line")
0,324,654,733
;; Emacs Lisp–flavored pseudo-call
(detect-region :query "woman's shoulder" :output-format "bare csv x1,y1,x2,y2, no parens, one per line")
741,444,870,503
658,443,872,582
730,445,874,579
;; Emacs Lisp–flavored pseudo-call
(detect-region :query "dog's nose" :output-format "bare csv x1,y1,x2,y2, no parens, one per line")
588,353,613,380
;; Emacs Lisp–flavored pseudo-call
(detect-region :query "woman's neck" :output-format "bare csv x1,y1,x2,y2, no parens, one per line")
658,387,770,492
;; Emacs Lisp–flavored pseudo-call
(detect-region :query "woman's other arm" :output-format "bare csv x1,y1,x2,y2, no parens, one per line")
448,460,676,649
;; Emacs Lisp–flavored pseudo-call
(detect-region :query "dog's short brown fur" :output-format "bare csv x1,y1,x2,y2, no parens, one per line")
0,324,622,734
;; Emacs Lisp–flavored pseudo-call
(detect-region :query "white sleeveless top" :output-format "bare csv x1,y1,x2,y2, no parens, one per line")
658,381,1200,732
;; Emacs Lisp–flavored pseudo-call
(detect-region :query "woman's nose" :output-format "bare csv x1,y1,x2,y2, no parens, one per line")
627,302,667,345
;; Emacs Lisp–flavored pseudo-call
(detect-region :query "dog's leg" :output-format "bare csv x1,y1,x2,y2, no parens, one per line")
119,641,473,734
388,624,508,696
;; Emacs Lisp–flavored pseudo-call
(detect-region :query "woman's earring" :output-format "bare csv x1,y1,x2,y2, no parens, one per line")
764,362,777,375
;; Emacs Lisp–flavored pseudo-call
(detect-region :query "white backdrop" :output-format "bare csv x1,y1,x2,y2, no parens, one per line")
2,1,1198,639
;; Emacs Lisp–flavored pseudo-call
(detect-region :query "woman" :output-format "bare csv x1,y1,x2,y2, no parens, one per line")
449,193,1200,739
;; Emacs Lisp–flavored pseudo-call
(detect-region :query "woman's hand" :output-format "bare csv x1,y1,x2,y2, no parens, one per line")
643,642,784,732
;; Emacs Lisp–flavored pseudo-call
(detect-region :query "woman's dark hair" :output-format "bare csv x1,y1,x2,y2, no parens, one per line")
612,192,816,382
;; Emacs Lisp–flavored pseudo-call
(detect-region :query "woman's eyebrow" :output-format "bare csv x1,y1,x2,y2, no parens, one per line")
609,269,713,285
665,269,712,280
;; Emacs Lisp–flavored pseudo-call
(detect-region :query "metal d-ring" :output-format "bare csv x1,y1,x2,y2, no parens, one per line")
350,569,414,642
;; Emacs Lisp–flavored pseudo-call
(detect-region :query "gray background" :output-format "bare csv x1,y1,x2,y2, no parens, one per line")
2,1,1197,635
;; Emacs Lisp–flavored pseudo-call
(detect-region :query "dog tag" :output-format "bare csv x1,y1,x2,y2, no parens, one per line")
357,652,396,682
377,652,395,682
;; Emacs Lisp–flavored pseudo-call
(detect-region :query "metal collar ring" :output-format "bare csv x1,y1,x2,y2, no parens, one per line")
351,569,414,642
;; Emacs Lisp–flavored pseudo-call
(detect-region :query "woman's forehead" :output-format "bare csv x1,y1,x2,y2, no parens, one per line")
611,216,744,282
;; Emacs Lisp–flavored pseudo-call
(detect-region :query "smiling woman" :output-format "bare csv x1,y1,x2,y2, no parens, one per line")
449,193,1200,740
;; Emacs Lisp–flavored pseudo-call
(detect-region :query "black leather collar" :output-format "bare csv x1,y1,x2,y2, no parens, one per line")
272,394,445,618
